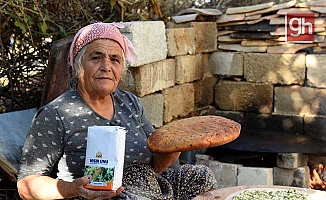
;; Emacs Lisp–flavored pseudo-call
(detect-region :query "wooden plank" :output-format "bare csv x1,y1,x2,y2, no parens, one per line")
313,46,326,53
41,36,73,107
270,35,324,43
277,8,319,17
245,0,297,16
225,21,277,32
270,27,326,36
216,14,245,24
315,35,325,42
318,37,326,47
166,22,191,28
296,1,326,8
311,7,326,14
316,22,326,28
226,2,274,15
241,40,288,47
218,43,267,52
172,14,204,24
244,14,261,21
217,35,242,43
270,17,286,25
216,21,247,28
247,14,279,25
267,43,317,53
230,32,278,39
176,8,222,16
217,30,236,36
317,31,326,36
270,17,325,25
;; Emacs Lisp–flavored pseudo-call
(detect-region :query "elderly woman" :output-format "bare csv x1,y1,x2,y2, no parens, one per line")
17,22,218,200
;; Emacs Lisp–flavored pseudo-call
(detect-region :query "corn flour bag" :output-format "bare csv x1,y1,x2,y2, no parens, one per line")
84,126,126,190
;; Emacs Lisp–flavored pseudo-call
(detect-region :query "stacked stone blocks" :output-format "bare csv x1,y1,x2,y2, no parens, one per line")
196,153,309,189
118,21,218,127
119,20,326,143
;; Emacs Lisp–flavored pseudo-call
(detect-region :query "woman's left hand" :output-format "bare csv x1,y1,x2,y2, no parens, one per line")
71,175,124,199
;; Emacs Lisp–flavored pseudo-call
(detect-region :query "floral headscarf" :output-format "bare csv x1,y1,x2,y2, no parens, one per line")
67,22,137,77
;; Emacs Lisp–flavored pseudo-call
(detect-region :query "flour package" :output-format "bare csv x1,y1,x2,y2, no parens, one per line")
84,126,126,190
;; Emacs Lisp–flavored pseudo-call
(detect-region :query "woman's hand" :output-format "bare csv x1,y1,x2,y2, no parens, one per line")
17,174,123,200
71,175,124,200
153,152,181,173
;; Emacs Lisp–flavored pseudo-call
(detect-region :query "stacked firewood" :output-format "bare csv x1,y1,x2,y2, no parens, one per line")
215,1,326,54
172,0,326,54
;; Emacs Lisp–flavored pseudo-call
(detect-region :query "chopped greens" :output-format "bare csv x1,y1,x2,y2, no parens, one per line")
232,189,308,200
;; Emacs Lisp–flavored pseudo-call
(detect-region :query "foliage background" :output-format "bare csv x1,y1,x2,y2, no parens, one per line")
0,0,193,113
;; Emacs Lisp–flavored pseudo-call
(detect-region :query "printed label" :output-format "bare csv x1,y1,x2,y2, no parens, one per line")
285,13,315,43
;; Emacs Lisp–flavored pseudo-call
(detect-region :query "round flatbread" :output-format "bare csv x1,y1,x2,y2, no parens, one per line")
147,116,241,153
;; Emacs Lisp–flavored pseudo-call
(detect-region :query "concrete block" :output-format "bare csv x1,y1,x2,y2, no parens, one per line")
118,68,137,93
190,22,217,53
180,149,207,165
195,105,216,116
139,93,164,128
175,55,204,84
195,154,213,166
122,21,167,66
215,110,245,124
244,53,305,85
166,22,191,29
194,76,218,107
274,86,326,116
163,83,195,123
119,59,176,97
274,166,309,188
306,54,326,88
273,167,294,186
304,115,326,141
198,160,242,189
166,28,195,56
292,166,310,188
215,81,273,113
210,161,241,188
243,113,303,134
209,52,243,76
237,167,273,186
277,153,308,169
202,53,214,79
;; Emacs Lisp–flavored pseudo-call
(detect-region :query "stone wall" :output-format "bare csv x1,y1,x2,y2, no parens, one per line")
196,153,310,189
118,21,218,128
119,20,326,144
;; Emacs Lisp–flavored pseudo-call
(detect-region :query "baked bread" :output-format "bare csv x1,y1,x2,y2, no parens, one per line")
147,115,241,153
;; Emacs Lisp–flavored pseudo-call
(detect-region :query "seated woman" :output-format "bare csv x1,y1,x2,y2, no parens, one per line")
17,22,218,200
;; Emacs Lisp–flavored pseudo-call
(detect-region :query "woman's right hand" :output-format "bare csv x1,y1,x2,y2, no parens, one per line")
71,175,124,200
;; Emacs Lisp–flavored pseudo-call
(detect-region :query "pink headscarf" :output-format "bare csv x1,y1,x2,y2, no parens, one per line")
68,22,137,77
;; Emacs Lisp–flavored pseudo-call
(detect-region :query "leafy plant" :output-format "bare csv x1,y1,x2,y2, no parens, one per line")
0,0,165,113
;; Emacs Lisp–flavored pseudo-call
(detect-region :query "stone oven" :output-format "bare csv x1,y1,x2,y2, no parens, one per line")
185,1,326,192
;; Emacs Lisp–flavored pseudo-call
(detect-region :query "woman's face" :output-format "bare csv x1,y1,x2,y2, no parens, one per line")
78,39,124,97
